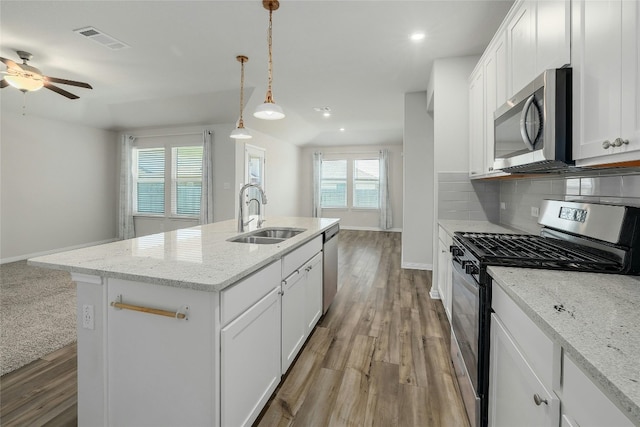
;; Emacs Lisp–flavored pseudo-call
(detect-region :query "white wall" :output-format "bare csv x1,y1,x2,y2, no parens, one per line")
1,111,118,262
402,92,434,269
125,124,237,237
234,130,302,219
299,144,403,230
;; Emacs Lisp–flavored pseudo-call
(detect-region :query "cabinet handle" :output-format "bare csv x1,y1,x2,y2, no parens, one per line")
602,140,612,149
613,137,629,147
110,294,189,320
533,394,548,406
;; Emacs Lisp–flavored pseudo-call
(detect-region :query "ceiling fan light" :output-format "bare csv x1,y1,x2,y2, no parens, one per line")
230,124,252,139
4,75,44,92
254,101,285,120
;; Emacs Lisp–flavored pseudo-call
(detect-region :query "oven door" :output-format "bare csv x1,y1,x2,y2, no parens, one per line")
450,257,481,427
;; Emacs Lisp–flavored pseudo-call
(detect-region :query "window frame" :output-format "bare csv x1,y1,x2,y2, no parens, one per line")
352,158,380,210
132,138,203,219
319,155,381,211
319,159,348,209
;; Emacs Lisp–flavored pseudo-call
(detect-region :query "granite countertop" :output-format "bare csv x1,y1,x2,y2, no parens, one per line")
489,266,640,425
438,219,525,237
29,217,339,292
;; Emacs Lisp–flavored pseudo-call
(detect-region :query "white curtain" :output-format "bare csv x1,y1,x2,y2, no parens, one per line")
312,152,323,217
118,134,135,239
200,130,215,224
379,149,393,230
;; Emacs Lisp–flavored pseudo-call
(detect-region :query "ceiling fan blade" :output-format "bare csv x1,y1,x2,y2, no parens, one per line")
1,79,8,89
0,57,22,70
44,82,80,99
44,76,92,89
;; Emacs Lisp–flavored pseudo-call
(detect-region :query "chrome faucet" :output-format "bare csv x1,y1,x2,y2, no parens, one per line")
238,184,268,232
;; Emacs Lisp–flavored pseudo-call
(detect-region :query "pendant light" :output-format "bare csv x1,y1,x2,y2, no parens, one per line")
254,0,285,120
230,55,252,140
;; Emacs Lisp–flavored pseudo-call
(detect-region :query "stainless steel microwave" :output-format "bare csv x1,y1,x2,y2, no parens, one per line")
493,68,572,173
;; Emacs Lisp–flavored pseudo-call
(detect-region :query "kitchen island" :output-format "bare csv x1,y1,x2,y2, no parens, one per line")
29,216,339,427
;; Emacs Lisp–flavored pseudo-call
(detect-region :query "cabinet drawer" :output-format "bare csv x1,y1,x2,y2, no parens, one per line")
492,284,556,388
562,354,634,427
221,260,281,326
282,235,322,278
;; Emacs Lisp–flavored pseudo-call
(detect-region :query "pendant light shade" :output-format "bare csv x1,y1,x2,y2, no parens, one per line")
230,55,252,140
254,0,285,120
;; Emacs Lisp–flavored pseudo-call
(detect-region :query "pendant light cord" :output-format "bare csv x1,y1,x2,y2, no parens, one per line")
239,57,246,127
265,7,274,103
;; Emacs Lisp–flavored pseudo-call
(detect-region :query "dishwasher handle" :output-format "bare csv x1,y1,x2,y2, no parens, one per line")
324,224,340,242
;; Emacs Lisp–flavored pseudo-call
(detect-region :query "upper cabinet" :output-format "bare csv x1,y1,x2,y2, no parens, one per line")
573,0,640,165
469,0,570,179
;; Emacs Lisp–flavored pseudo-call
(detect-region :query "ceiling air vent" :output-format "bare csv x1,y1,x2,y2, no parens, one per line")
73,26,130,50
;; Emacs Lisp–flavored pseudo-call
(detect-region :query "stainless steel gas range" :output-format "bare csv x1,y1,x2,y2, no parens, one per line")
449,200,640,427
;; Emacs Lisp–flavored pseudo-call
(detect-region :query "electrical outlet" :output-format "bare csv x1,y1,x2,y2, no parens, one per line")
82,304,94,330
531,206,540,217
500,202,506,210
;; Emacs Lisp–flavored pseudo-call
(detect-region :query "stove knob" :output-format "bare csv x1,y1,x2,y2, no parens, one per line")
450,246,463,257
465,263,479,275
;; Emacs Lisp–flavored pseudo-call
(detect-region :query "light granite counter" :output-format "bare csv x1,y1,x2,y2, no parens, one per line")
438,219,525,237
489,266,640,425
29,217,339,292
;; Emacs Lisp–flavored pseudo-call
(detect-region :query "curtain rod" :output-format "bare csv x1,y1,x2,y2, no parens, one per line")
131,131,209,139
318,150,382,155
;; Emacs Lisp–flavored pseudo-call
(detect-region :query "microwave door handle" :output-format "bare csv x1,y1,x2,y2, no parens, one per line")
520,94,537,151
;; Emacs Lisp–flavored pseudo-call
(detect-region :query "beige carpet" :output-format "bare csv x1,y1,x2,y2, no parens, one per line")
0,260,76,376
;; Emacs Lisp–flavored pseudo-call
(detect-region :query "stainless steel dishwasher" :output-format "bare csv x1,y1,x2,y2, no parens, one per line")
322,224,339,314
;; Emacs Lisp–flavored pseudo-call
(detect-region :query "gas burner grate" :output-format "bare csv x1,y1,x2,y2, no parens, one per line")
456,232,622,273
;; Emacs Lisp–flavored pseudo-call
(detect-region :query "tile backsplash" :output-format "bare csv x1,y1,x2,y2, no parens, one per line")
438,172,500,222
499,173,640,234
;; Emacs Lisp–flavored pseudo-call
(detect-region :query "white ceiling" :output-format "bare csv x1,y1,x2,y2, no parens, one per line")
0,0,513,146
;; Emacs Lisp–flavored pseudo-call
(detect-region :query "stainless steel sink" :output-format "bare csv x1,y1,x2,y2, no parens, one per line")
227,228,307,244
249,228,306,239
228,236,285,245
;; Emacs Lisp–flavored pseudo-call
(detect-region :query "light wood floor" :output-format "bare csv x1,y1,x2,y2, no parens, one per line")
0,230,468,427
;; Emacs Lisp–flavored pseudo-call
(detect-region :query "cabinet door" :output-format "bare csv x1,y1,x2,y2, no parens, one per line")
508,0,535,95
281,269,307,374
618,0,640,156
437,239,452,320
536,0,570,72
495,34,508,107
572,0,623,160
221,287,281,427
484,51,497,174
469,68,485,177
488,314,559,427
305,252,323,333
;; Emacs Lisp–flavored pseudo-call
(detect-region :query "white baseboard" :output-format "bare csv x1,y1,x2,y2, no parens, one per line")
339,226,402,232
1,238,119,265
401,262,433,270
429,288,441,299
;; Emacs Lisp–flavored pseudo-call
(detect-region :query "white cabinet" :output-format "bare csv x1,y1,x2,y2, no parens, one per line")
508,0,536,95
282,250,323,374
489,284,560,427
281,268,307,374
536,0,571,72
469,67,485,177
573,0,640,164
489,315,560,427
437,226,453,320
221,287,281,427
561,353,634,427
304,252,323,333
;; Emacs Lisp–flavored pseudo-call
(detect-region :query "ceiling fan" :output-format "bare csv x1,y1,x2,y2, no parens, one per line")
0,50,92,99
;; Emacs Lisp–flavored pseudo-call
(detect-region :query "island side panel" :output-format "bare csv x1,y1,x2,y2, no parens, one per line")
73,273,107,426
105,278,219,426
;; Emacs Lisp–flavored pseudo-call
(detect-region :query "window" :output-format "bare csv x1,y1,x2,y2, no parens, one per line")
133,144,203,217
320,160,347,208
320,157,380,209
353,159,380,208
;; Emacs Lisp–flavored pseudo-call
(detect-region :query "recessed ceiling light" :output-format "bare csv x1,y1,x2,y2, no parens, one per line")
410,32,426,41
339,128,345,132
323,112,331,118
